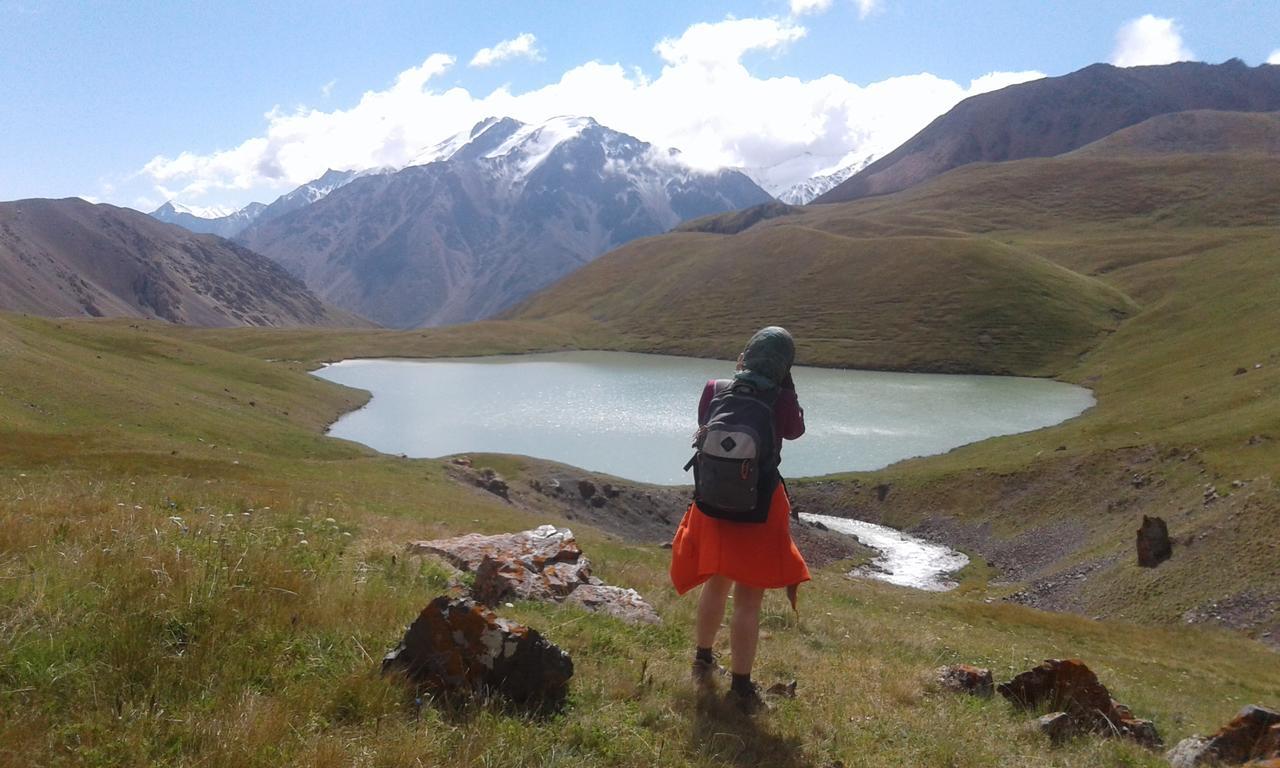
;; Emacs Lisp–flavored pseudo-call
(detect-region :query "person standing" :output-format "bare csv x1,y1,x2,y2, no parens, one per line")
669,326,810,714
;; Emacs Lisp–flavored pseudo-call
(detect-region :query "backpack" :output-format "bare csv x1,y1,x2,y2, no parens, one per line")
684,379,779,523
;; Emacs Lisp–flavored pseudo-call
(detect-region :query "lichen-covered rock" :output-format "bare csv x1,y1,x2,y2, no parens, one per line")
1171,706,1280,766
409,525,593,604
564,584,661,625
1168,736,1214,768
998,659,1161,747
935,664,994,697
382,596,573,707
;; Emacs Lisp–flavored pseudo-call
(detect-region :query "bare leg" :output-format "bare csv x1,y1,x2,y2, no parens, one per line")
729,583,765,676
695,575,732,648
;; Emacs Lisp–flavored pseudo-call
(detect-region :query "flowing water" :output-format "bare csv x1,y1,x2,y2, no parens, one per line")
799,513,971,591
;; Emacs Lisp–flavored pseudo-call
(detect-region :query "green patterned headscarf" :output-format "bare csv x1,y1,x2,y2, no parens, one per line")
734,326,795,390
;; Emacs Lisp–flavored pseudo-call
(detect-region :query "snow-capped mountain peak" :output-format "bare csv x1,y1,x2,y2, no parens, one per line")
409,116,603,177
156,201,237,220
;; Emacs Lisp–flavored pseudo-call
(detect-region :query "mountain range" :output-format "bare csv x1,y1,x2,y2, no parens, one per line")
236,116,773,327
0,198,361,327
817,59,1280,204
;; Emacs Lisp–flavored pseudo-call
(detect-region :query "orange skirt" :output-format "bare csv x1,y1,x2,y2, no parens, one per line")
669,482,811,595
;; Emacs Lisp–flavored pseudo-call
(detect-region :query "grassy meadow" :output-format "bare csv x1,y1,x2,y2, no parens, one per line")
3,143,1280,766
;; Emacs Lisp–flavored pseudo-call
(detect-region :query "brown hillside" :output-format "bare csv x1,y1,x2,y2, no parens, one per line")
1068,110,1280,157
0,198,366,327
815,60,1280,204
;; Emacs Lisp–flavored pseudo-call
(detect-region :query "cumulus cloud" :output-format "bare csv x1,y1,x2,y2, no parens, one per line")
469,32,542,68
1110,15,1194,67
789,0,832,16
1268,49,1280,65
138,16,1043,204
855,0,883,19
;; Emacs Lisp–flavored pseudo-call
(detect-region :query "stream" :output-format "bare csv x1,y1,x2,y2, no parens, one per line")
800,513,970,591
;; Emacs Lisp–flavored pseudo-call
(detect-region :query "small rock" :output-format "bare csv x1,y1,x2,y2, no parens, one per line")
601,483,621,499
766,680,798,699
590,496,606,508
1167,735,1213,768
563,584,661,625
1137,515,1172,568
935,664,994,698
659,541,673,549
382,596,573,708
1039,712,1075,744
450,456,473,467
1235,367,1249,376
577,479,597,499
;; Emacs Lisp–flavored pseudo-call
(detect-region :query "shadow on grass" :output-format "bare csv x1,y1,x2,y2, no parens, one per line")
685,688,808,768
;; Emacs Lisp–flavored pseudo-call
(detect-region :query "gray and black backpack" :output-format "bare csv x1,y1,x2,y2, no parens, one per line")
684,379,780,523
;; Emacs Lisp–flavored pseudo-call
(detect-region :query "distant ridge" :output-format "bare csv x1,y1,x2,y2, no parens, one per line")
0,198,366,327
1067,110,1280,157
816,60,1280,204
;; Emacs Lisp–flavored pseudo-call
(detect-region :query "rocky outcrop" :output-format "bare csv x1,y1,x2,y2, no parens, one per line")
1137,515,1172,567
381,596,573,707
408,525,660,625
1168,705,1280,766
935,664,994,697
997,659,1160,747
564,584,661,625
411,525,593,603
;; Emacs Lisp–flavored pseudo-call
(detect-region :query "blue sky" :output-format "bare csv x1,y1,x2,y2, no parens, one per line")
2,0,1277,211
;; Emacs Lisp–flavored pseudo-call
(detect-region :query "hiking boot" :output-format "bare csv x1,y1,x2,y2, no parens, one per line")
725,682,772,715
691,655,727,687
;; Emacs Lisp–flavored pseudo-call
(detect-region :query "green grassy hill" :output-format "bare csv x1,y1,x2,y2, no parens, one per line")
2,312,1278,767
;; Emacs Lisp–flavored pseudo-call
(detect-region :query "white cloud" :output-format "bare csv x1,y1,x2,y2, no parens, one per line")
469,32,542,68
320,79,336,98
1110,15,1194,67
789,0,832,16
1268,49,1280,65
855,0,883,19
137,16,1043,204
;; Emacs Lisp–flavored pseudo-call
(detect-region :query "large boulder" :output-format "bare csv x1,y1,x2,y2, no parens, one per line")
1169,706,1280,766
408,525,661,625
1136,515,1172,567
382,596,573,707
998,659,1161,747
410,525,593,603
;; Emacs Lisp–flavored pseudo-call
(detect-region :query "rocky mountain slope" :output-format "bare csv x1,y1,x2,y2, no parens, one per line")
816,60,1280,204
0,198,363,327
238,116,774,328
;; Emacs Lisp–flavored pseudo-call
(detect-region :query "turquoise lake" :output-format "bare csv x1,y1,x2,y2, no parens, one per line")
313,351,1094,485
